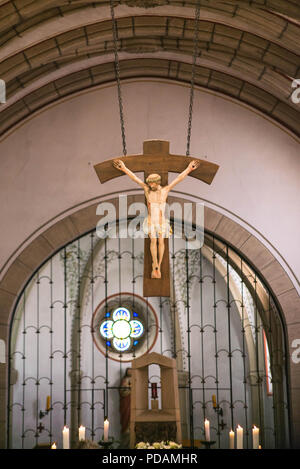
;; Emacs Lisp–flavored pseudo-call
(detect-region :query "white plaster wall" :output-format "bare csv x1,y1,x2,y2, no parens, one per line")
0,80,299,288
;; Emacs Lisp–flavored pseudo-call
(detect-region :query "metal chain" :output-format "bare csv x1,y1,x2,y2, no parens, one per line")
186,0,201,156
109,0,199,157
110,0,127,156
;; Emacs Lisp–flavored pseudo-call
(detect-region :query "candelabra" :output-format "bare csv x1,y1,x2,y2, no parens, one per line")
39,409,50,419
98,436,115,449
200,440,216,449
212,396,226,431
39,396,51,419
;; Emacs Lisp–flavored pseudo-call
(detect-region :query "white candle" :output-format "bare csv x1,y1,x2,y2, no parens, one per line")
204,419,210,441
51,442,57,450
79,425,85,441
229,429,235,449
252,426,259,449
62,426,70,449
236,425,243,449
104,418,109,442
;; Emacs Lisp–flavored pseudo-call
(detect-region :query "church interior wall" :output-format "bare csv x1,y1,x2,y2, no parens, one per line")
0,80,299,286
0,80,299,448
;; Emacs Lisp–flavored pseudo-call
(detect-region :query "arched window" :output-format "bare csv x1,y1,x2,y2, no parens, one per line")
7,222,289,449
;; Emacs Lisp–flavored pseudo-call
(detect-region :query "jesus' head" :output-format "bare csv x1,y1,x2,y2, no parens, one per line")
146,173,161,191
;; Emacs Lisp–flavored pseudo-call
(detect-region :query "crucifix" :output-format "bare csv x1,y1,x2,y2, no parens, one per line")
94,140,219,297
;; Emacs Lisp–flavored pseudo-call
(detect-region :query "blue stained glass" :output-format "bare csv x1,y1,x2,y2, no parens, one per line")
99,307,145,353
130,320,144,338
100,320,113,339
113,337,131,352
112,307,130,322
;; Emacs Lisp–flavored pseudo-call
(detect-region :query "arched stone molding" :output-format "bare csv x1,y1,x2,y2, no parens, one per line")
1,2,299,55
0,195,299,448
1,4,299,136
0,339,5,364
2,64,299,138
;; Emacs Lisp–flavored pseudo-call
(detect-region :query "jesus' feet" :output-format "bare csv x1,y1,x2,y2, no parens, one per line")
151,266,161,279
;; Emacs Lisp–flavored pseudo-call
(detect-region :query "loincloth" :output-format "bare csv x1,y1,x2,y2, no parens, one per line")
142,218,172,238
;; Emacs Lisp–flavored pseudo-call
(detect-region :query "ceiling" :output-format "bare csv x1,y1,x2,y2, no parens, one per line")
0,0,299,137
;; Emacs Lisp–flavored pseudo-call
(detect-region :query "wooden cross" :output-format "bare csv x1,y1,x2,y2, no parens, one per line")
94,140,219,297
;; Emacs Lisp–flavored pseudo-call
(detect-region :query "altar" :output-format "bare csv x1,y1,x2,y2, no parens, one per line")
130,352,181,448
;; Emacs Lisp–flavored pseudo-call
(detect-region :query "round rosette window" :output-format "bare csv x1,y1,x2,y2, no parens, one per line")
92,293,158,361
100,307,144,352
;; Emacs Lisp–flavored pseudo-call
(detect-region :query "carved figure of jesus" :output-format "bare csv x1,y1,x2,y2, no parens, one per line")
113,158,200,279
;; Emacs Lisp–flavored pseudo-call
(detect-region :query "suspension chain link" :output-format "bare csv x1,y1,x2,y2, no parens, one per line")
186,0,201,156
110,0,200,158
110,0,127,156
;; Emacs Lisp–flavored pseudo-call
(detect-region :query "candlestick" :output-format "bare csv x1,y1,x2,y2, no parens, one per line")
201,419,215,449
104,417,109,442
200,440,216,449
98,437,114,449
46,396,51,412
79,425,85,441
63,426,70,449
212,394,217,409
204,419,210,441
252,426,259,449
229,429,235,449
236,425,243,449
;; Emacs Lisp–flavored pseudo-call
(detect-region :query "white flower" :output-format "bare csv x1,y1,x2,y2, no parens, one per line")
152,442,161,449
136,441,147,449
136,440,181,449
169,441,182,448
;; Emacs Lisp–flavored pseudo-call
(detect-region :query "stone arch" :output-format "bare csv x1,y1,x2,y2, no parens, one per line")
0,194,299,448
1,3,299,136
0,339,5,363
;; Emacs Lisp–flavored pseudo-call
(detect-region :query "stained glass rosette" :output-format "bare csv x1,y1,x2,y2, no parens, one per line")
100,307,144,352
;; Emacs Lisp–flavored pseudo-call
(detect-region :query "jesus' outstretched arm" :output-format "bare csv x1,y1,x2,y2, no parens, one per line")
113,159,147,190
166,159,200,193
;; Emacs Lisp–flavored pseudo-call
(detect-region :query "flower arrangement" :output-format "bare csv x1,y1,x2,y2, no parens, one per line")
135,441,182,449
